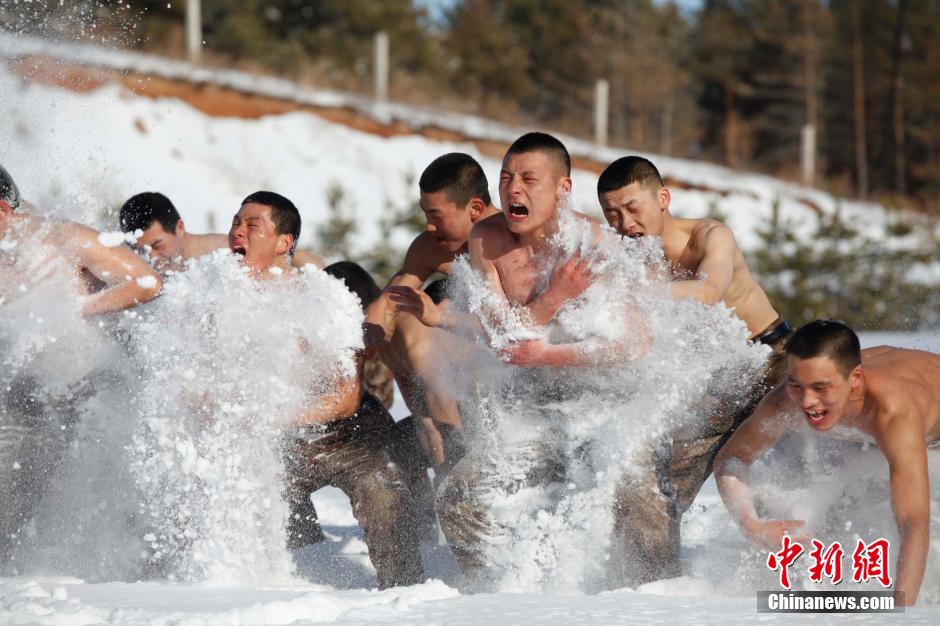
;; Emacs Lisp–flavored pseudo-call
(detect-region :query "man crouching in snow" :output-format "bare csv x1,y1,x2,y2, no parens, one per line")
715,320,940,606
229,192,424,589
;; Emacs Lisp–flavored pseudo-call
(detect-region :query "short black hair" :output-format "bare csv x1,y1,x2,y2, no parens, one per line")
0,164,21,210
241,191,301,253
787,320,861,377
120,192,181,234
423,278,449,305
419,153,491,207
597,156,664,194
324,261,381,310
505,132,571,176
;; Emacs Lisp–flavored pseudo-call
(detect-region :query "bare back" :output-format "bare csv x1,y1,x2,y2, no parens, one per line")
184,232,229,260
862,347,940,444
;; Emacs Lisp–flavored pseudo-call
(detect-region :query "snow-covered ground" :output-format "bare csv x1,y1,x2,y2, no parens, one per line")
1,323,937,625
2,32,939,625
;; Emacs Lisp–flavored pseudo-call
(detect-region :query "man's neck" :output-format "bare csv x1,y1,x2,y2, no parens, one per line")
658,213,687,261
518,213,560,254
179,232,197,261
845,374,871,427
480,204,501,221
247,255,291,279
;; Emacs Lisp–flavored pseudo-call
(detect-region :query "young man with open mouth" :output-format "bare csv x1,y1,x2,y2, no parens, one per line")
715,320,940,606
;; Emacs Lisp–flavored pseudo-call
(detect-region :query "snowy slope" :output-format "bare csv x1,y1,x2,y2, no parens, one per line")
1,30,937,273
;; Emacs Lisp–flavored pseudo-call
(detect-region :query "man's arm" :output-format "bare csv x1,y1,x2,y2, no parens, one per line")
523,252,595,326
68,225,163,316
294,375,362,425
387,224,496,335
714,385,806,549
501,302,651,367
366,235,440,340
523,216,603,325
877,414,930,606
671,225,736,305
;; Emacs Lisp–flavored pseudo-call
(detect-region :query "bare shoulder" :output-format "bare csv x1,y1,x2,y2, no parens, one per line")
864,346,939,373
470,213,512,244
568,210,604,240
694,219,735,247
195,233,229,254
569,210,600,227
407,231,444,256
471,212,510,237
403,231,450,273
48,221,100,250
292,247,325,269
468,213,515,266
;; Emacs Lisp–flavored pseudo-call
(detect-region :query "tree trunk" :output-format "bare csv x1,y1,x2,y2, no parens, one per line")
660,94,674,156
802,0,817,185
852,1,868,199
724,80,738,167
889,0,908,194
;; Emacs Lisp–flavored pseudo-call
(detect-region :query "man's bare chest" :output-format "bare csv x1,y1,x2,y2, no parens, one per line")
669,245,704,279
493,250,541,306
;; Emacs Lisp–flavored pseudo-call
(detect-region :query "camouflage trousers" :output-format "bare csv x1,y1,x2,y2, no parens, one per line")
283,392,424,589
0,375,76,571
611,326,792,586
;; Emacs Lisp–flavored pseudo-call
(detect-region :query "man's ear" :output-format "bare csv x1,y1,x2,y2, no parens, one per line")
466,197,486,221
849,365,863,390
175,219,185,237
658,187,671,212
559,176,573,195
276,233,295,256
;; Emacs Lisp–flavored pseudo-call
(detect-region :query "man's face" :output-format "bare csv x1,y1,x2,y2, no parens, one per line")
228,202,290,272
420,190,474,253
133,221,184,271
599,182,667,239
786,355,861,431
499,150,571,236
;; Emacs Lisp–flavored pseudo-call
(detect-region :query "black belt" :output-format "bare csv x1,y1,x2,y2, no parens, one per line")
755,319,792,346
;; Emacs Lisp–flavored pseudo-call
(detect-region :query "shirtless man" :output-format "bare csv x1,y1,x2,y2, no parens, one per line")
1,164,162,570
120,191,323,274
1,170,163,315
715,320,940,605
366,153,499,470
221,222,424,588
217,191,423,587
596,155,793,585
433,133,648,582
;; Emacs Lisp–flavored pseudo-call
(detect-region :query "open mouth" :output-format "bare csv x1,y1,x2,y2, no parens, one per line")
508,203,529,220
626,230,644,238
805,409,827,424
231,245,247,256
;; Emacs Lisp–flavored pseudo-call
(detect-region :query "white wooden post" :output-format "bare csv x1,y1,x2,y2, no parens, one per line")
186,0,202,63
375,31,389,102
594,79,609,146
801,123,816,185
